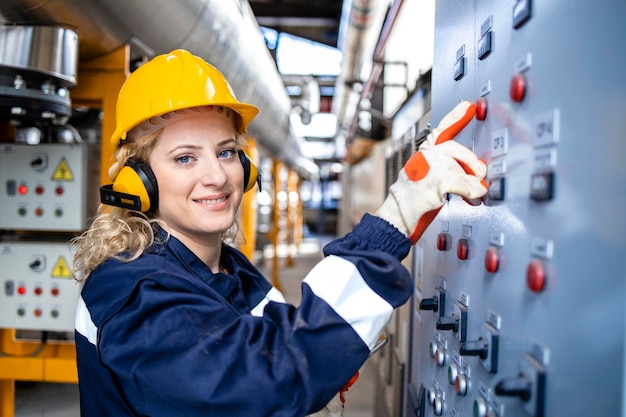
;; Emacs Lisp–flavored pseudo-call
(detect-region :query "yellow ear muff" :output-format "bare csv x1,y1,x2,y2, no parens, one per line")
239,150,261,193
100,160,158,212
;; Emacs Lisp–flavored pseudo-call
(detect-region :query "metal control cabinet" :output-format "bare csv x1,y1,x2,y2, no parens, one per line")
0,242,81,331
0,143,99,232
405,1,626,416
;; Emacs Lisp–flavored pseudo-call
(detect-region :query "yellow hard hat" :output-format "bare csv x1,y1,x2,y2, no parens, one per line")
110,49,259,150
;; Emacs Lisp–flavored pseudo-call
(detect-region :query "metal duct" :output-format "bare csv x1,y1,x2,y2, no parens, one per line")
333,0,388,138
0,0,318,179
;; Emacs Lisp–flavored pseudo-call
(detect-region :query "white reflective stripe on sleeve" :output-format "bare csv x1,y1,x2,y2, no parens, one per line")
251,287,287,317
303,255,392,350
75,296,98,345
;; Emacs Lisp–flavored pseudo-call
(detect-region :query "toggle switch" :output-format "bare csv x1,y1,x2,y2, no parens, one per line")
420,297,439,312
420,286,446,318
436,302,468,342
460,338,489,359
29,255,46,272
461,323,499,372
495,354,546,417
495,376,532,401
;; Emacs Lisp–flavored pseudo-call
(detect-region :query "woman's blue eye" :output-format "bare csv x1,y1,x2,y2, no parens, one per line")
176,155,193,164
218,149,236,159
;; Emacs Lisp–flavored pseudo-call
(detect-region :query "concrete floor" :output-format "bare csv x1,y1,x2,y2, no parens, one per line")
14,235,376,417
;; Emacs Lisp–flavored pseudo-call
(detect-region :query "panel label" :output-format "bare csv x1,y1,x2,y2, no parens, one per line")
534,108,560,147
491,129,509,157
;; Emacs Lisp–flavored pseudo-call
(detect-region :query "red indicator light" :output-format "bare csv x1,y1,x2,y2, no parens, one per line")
34,287,43,296
484,246,500,273
35,185,45,195
18,184,28,195
475,97,488,120
526,259,546,292
17,286,26,295
55,186,64,196
510,73,526,103
437,233,449,251
51,287,60,296
457,238,469,260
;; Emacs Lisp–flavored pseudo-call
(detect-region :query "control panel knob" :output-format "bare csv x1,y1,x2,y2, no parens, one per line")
436,314,459,332
434,347,445,367
427,388,436,405
447,364,459,385
460,338,489,360
494,376,532,402
433,396,445,416
473,396,488,417
455,374,468,396
419,297,438,312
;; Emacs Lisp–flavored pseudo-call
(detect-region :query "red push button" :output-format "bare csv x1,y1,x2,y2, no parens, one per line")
476,97,487,120
484,246,500,273
437,233,450,251
457,238,469,260
510,73,526,102
35,207,44,217
526,259,546,292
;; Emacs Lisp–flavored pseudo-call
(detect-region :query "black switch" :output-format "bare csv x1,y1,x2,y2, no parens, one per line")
495,376,532,401
478,31,492,59
530,172,555,201
489,177,505,201
6,179,16,196
454,57,466,80
513,0,532,29
436,315,459,332
4,280,15,296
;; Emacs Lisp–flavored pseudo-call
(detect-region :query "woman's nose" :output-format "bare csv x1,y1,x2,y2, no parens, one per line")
201,159,229,186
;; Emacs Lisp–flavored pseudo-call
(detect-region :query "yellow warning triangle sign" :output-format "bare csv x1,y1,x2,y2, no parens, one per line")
51,157,74,181
51,256,71,278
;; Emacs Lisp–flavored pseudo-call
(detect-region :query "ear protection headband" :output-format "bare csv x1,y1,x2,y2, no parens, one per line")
100,150,260,213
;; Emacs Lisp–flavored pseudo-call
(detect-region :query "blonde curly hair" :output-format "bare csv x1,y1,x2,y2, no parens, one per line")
71,128,248,282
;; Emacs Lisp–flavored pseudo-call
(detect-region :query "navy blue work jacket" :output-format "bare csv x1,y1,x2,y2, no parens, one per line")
75,214,412,416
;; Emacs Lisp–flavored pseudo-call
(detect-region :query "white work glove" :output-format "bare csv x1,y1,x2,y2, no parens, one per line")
376,101,488,244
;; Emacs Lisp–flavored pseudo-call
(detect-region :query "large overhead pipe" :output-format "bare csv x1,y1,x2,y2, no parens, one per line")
344,0,406,146
0,0,318,179
332,0,388,138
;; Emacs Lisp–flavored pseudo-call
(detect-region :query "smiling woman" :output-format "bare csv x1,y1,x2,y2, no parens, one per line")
70,48,487,417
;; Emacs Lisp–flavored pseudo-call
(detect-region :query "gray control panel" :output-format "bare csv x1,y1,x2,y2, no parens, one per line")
0,143,99,232
405,1,626,416
0,242,81,331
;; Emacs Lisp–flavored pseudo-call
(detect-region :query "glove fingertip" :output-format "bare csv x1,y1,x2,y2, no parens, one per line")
434,101,476,145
